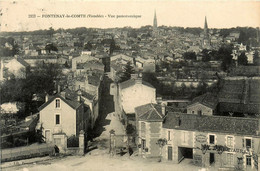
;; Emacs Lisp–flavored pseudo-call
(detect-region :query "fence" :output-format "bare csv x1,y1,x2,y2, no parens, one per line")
1,143,55,162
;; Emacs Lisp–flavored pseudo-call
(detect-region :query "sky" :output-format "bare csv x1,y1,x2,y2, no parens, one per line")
0,0,259,32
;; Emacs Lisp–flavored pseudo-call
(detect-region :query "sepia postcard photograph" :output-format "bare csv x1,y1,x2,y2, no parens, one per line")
0,0,260,170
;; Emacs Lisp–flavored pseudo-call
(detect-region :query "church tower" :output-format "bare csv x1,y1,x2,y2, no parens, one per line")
153,10,157,29
202,16,211,49
153,10,158,37
204,16,209,39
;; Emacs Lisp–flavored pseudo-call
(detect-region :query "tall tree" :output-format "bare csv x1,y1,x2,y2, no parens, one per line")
218,44,233,71
201,49,211,62
120,62,135,82
237,52,248,65
253,50,259,65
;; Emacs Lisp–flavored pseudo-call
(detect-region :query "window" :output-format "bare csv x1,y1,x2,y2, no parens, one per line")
168,131,171,141
227,136,233,147
246,156,251,166
227,153,234,165
209,135,215,144
246,139,252,148
55,99,60,108
198,110,202,115
55,114,60,125
192,111,194,114
178,118,181,126
141,139,146,150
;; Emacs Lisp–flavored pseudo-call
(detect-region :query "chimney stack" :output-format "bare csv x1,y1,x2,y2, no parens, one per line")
60,91,66,98
77,89,82,102
161,103,166,115
57,84,61,93
45,94,49,102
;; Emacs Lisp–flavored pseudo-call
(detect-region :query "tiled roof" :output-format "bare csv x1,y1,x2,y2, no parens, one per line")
16,57,30,67
120,79,155,90
135,103,165,121
87,75,100,87
163,113,259,136
218,78,260,113
219,103,260,114
84,60,104,70
81,91,95,100
38,93,82,111
188,93,218,109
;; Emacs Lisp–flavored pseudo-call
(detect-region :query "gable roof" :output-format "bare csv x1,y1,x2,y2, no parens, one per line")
87,75,100,87
16,57,30,67
218,78,260,113
81,91,95,100
135,103,165,121
163,112,259,136
120,79,155,90
38,93,82,111
188,93,218,109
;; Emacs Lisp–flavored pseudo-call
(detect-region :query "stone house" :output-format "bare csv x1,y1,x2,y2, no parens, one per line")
136,105,260,170
38,91,90,147
162,113,260,170
187,93,218,115
135,103,166,158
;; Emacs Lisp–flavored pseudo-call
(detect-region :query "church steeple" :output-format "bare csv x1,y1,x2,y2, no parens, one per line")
204,16,209,37
202,16,211,49
153,10,157,29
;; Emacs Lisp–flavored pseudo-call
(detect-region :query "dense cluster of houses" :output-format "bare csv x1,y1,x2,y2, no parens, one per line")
0,12,260,170
115,72,260,170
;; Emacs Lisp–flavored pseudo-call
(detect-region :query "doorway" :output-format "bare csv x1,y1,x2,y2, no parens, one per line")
210,153,215,165
178,147,193,163
168,146,172,160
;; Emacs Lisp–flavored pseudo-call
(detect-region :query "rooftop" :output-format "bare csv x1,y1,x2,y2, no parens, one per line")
15,57,30,67
135,103,165,121
163,112,259,136
38,92,82,111
188,93,218,109
120,78,154,90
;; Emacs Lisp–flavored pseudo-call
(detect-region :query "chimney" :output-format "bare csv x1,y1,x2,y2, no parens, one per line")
60,91,66,98
161,103,166,115
57,84,61,93
77,89,82,102
45,94,49,102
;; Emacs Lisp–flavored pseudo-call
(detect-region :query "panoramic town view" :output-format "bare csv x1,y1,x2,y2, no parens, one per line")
0,1,260,171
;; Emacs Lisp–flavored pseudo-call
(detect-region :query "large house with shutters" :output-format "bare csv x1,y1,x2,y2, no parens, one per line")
135,103,260,170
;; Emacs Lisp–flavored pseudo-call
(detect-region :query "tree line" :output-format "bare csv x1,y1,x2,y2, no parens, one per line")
0,63,62,118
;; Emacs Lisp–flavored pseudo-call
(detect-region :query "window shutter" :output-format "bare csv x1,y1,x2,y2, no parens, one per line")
242,139,245,148
252,139,254,149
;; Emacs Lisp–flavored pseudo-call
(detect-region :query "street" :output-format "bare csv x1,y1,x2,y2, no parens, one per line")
1,75,211,171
